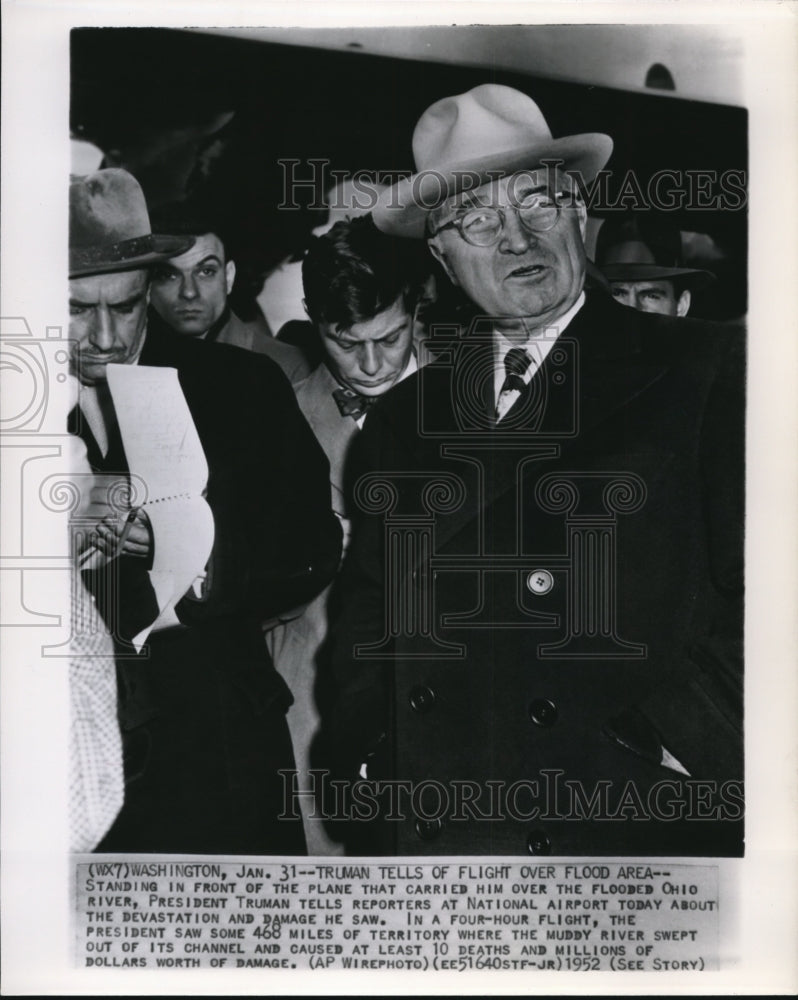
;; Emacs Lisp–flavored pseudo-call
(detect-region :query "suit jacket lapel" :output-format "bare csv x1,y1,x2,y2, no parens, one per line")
68,405,104,471
297,364,360,502
68,398,128,474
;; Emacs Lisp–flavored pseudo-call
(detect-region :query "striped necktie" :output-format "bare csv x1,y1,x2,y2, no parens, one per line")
496,347,533,420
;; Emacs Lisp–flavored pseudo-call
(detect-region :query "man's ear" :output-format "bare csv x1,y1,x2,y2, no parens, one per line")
576,198,588,242
428,239,460,288
676,289,691,317
225,260,236,295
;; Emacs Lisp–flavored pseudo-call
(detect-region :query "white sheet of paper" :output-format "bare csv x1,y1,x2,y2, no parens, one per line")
132,495,215,650
106,364,215,650
106,364,208,500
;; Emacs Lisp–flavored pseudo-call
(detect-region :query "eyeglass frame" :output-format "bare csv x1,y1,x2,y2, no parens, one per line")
427,190,574,247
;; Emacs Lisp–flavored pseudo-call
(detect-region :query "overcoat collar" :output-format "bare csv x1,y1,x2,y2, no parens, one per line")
386,291,672,553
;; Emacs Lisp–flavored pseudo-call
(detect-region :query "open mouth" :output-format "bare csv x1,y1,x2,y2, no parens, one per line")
82,354,122,364
507,263,546,279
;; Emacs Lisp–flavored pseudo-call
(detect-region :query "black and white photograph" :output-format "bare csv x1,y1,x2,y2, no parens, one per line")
1,2,796,995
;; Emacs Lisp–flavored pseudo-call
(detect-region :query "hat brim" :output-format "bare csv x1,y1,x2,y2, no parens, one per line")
69,233,195,278
599,263,716,289
372,133,613,238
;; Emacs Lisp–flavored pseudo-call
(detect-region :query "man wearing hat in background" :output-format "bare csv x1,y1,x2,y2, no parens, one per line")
326,84,744,857
69,168,341,854
595,212,715,317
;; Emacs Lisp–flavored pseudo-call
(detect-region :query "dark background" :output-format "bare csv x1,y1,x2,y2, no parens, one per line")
70,27,747,319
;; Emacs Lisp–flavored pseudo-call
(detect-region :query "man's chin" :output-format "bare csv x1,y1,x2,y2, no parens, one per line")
352,380,398,398
160,309,210,336
74,369,108,387
171,322,208,337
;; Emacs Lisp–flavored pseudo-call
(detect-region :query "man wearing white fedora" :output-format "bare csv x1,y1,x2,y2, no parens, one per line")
327,85,744,857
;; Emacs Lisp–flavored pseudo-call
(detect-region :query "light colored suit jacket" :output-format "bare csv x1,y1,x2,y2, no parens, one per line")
216,310,311,384
294,363,361,519
267,362,360,854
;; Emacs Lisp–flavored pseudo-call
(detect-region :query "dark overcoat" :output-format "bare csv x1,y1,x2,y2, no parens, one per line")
76,325,342,854
327,291,744,857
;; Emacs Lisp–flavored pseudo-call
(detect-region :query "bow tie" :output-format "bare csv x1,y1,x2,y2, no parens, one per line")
332,387,378,422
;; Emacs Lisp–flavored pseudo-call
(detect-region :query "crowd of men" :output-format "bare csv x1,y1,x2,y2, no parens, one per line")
69,83,744,859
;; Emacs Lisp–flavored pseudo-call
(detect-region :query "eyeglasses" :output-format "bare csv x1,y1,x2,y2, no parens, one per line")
429,193,564,247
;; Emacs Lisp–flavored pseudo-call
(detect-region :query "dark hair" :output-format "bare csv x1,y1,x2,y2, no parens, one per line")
149,201,231,259
302,215,430,330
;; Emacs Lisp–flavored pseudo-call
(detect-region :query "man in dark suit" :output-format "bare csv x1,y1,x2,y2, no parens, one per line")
327,85,744,857
68,169,342,854
147,207,309,383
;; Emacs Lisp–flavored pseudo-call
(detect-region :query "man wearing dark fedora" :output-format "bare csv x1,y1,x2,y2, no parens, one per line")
69,168,342,854
595,213,715,317
326,84,744,857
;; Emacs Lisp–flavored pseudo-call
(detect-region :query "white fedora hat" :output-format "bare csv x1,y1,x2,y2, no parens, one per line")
373,84,613,239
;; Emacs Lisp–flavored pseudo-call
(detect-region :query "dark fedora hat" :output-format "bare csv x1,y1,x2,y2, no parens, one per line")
69,169,194,277
595,214,714,288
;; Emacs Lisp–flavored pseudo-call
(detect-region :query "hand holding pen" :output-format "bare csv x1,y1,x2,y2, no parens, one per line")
79,505,152,568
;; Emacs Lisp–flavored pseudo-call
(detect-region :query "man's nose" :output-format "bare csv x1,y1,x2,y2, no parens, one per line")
179,274,199,300
498,207,536,254
358,343,380,376
88,310,116,352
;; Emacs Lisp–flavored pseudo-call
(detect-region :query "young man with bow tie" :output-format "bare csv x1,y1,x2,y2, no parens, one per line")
268,214,431,853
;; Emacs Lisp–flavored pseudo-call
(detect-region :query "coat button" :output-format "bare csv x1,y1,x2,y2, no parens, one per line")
408,685,436,714
528,698,558,727
526,830,552,855
526,569,553,594
415,818,444,841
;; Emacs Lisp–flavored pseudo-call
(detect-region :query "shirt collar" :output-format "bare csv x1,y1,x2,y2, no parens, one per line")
493,290,585,410
401,353,418,380
494,291,585,355
493,292,585,396
202,304,231,342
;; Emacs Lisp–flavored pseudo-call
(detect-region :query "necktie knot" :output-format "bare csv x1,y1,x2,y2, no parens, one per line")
504,347,533,378
500,347,533,396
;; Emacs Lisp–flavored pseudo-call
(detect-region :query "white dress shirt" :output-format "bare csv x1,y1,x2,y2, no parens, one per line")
493,292,585,421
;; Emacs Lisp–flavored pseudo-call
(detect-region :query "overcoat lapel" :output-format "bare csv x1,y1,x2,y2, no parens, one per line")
387,293,672,558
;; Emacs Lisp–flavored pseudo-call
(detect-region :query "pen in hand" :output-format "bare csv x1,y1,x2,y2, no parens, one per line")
114,507,140,559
